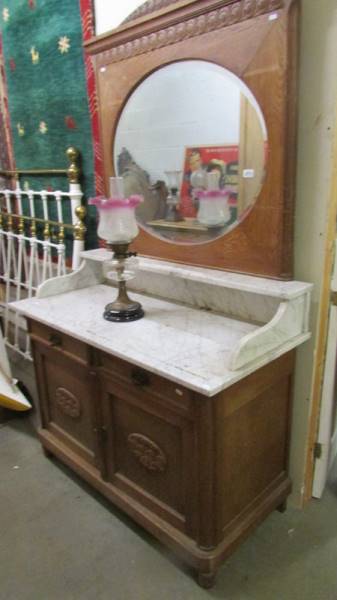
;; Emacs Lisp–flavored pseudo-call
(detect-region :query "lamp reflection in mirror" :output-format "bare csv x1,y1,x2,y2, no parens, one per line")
195,172,230,227
164,170,183,222
89,177,144,322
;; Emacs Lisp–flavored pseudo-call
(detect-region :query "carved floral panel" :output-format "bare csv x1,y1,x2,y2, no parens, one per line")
127,433,167,472
55,387,81,419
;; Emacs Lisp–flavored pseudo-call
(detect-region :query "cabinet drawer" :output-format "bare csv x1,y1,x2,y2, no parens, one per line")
98,352,193,417
29,320,89,364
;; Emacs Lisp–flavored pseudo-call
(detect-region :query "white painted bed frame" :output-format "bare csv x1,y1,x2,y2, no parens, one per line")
0,148,86,360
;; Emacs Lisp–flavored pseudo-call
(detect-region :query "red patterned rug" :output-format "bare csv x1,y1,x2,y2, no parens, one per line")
0,34,14,172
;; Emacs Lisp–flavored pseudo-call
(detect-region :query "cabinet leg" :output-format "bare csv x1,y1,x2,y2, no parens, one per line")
277,499,287,513
197,570,217,589
0,407,8,423
42,446,53,459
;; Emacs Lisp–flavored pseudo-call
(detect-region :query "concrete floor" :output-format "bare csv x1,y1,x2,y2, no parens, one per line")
1,417,337,600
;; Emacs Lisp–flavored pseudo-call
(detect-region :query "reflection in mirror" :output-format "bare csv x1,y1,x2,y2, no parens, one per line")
114,60,268,245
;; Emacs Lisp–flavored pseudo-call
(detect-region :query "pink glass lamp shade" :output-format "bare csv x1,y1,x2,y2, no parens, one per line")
88,195,143,244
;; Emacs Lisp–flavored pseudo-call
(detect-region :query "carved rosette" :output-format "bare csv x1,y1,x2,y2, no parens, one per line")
127,433,167,472
99,0,284,65
55,387,81,419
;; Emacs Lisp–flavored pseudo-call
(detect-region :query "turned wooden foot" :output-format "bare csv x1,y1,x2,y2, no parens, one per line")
42,446,53,459
197,571,217,589
277,499,287,513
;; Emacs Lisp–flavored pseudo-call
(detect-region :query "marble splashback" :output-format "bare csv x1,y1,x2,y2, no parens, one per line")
82,249,312,325
127,270,279,325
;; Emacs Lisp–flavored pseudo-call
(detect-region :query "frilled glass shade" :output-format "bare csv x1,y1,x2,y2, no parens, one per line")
89,195,142,244
194,171,230,227
89,177,143,244
196,192,230,227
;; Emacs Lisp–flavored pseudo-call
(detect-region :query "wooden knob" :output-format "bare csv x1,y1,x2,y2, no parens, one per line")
131,368,150,387
48,333,62,347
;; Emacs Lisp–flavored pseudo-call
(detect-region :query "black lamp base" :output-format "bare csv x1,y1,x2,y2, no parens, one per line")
103,301,144,322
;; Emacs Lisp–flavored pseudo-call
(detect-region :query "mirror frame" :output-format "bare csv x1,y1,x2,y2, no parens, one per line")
85,0,299,279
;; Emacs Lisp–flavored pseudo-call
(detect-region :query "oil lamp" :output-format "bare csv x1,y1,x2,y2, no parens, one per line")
164,170,183,222
89,177,144,322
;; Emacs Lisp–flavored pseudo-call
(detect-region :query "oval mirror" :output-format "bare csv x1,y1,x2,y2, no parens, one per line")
114,60,268,245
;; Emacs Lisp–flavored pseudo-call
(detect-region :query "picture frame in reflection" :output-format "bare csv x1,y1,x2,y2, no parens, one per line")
180,145,239,228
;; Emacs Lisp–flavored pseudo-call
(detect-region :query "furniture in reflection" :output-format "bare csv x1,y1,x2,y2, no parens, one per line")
85,0,299,278
146,219,209,231
13,249,312,587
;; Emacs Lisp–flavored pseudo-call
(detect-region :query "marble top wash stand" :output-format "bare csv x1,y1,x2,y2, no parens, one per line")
12,249,312,587
24,0,310,587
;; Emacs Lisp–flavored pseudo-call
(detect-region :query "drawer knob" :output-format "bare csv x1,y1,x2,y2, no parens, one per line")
131,368,150,387
49,333,62,347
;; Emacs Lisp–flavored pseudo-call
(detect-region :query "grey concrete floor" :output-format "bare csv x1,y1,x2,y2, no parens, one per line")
1,417,337,600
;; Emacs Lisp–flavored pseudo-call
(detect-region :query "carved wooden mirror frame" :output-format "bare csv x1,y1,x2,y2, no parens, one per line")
85,0,299,279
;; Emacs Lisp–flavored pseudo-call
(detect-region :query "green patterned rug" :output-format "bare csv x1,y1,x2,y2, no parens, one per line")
0,0,97,247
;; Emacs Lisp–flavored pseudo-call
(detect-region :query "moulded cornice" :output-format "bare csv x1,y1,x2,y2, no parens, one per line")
85,0,285,63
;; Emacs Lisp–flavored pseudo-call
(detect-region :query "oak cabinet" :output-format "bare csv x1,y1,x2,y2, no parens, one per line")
29,319,295,588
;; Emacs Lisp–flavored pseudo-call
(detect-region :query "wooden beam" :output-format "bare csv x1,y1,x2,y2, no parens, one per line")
303,108,337,504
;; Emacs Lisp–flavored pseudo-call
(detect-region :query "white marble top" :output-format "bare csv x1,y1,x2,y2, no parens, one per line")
82,249,313,300
13,284,309,396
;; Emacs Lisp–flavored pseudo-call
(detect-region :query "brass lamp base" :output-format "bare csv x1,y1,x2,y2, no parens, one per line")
104,242,144,323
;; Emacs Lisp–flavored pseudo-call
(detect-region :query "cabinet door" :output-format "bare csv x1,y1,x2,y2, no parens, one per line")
33,342,101,470
101,377,197,537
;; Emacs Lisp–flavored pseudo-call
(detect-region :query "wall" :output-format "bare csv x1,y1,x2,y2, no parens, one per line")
95,0,144,35
94,0,337,506
115,61,242,180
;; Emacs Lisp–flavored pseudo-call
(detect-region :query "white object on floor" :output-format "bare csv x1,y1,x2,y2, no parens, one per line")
0,327,31,411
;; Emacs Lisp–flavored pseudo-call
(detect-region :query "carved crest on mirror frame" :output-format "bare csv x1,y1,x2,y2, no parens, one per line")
123,0,285,26
93,0,285,65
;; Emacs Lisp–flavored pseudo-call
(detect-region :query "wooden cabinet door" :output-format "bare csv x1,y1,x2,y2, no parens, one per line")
100,376,198,537
33,342,102,470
